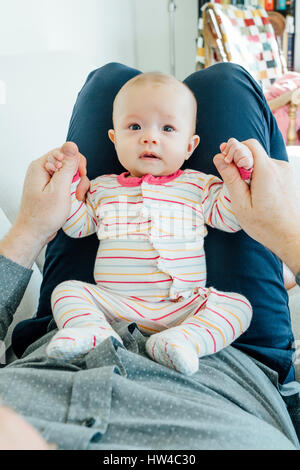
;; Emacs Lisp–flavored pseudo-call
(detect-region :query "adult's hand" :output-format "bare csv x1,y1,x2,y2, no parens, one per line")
0,142,89,268
213,139,300,275
0,405,50,450
44,142,90,202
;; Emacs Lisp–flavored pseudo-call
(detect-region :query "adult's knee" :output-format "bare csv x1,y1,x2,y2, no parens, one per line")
212,63,254,89
209,62,247,78
86,62,141,87
185,62,254,93
91,62,127,76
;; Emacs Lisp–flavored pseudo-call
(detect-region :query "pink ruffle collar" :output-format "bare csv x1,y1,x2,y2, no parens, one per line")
117,169,183,187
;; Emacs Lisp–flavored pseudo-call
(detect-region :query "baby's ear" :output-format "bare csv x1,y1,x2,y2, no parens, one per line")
186,135,200,159
108,129,115,143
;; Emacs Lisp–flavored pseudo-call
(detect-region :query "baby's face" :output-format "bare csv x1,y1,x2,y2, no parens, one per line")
108,81,199,177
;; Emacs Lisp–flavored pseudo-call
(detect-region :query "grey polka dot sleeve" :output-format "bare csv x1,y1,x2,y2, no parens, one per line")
0,254,32,341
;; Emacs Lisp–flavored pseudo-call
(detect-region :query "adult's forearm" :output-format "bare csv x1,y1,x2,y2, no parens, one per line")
243,227,300,277
274,234,300,276
0,221,46,269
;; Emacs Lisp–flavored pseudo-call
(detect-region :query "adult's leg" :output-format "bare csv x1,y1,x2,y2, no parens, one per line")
183,63,294,384
183,62,288,175
5,322,299,449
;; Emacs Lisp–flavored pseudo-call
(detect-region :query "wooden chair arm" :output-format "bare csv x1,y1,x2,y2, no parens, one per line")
267,89,300,145
267,88,300,112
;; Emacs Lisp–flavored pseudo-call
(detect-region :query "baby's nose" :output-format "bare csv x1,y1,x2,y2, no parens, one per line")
141,136,158,145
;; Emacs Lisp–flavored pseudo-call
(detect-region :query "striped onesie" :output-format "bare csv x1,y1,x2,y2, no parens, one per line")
46,168,252,375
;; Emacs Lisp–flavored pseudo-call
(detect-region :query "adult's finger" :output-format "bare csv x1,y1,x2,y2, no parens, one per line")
21,152,62,203
242,139,270,168
47,142,80,189
28,143,79,192
61,141,79,157
61,142,86,177
49,153,80,190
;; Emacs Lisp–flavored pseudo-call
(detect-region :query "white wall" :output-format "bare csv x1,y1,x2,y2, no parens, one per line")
0,0,199,223
0,0,136,222
133,0,198,80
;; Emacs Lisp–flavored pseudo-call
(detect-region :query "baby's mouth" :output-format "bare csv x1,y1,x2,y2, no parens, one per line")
139,152,161,160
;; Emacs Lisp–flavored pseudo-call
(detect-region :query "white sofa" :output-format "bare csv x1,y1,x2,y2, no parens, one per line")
1,148,300,382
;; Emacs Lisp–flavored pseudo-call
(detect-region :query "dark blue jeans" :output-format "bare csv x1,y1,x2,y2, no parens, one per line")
13,63,294,389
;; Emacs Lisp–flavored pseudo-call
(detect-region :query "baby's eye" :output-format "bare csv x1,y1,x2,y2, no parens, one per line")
163,125,175,132
129,123,141,130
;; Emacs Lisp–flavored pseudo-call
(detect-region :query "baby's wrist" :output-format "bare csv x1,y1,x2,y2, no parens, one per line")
72,170,80,183
238,166,253,181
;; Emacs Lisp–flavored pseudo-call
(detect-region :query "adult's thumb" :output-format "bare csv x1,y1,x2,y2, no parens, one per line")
213,154,230,173
52,154,79,188
59,142,80,177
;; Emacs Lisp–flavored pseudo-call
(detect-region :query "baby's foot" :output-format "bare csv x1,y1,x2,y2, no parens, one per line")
145,329,199,375
46,326,122,361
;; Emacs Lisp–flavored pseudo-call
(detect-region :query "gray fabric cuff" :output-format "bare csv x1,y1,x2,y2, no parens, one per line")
0,254,32,314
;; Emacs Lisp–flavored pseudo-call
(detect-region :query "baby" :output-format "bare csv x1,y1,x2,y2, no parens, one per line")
45,72,253,375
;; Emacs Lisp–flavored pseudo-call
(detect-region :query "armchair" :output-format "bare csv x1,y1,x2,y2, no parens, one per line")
201,2,300,145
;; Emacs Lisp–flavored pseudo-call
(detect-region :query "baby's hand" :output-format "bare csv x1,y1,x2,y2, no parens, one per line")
45,149,65,176
220,138,253,170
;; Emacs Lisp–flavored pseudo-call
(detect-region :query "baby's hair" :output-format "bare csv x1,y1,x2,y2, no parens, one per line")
124,71,190,90
112,71,197,132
